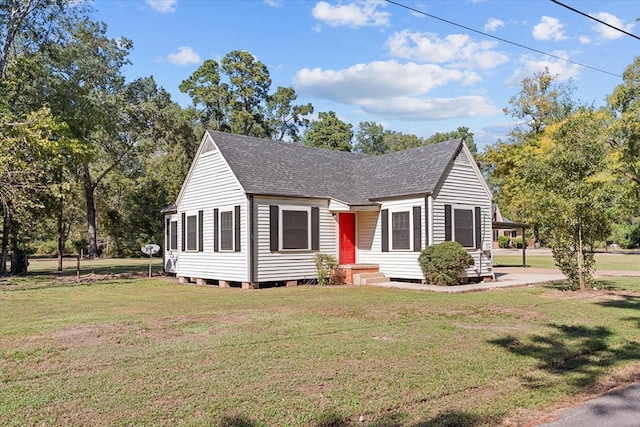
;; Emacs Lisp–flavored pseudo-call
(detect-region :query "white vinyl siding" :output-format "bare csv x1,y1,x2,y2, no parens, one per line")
358,197,425,279
174,135,248,282
433,148,492,277
256,196,336,282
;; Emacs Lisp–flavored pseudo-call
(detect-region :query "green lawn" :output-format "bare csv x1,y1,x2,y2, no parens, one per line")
2,272,640,426
493,250,640,271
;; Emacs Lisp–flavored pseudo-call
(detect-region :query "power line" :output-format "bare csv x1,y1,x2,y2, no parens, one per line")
551,0,640,41
384,0,622,78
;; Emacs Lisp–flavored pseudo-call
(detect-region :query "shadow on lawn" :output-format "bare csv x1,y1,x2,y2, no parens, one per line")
489,322,640,390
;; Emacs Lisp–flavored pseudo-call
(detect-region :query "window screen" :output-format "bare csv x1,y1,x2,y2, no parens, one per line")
186,215,197,251
282,210,309,250
392,211,410,250
170,221,178,250
220,211,233,251
454,209,474,247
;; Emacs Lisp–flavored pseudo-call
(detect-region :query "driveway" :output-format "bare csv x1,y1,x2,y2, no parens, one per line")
536,382,640,427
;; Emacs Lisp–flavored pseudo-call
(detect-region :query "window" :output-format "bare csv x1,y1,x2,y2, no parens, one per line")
220,210,233,251
391,211,410,250
186,215,197,251
282,209,309,250
454,208,474,247
170,221,178,250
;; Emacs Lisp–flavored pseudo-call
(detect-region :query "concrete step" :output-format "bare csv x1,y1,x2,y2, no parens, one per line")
362,276,389,285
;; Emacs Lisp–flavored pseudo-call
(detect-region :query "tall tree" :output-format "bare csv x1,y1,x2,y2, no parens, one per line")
503,67,575,136
354,121,386,154
482,69,576,237
608,56,640,209
424,126,477,155
179,59,231,132
266,86,313,142
41,18,132,258
181,52,312,141
221,50,271,136
524,109,613,290
303,111,353,152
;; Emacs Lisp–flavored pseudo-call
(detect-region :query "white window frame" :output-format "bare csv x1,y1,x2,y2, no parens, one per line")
452,204,475,249
185,213,199,252
387,205,416,252
219,208,235,252
279,205,311,251
388,208,414,251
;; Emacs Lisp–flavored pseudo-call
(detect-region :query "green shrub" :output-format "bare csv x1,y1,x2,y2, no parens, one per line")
609,223,640,249
418,241,474,286
497,235,510,249
313,253,343,285
512,237,527,249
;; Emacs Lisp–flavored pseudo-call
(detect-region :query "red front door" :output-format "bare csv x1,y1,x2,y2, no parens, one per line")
339,213,356,264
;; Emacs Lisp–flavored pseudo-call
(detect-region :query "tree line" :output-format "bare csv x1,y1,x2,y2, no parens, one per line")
482,64,640,290
4,2,637,289
0,1,474,274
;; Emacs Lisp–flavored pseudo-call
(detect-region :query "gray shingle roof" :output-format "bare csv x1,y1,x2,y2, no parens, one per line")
207,130,462,205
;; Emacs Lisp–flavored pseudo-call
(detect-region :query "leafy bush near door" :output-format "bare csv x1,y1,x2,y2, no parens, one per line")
418,241,474,286
313,254,344,285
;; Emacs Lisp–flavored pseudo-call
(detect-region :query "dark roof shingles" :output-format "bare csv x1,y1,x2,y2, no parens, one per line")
208,130,461,205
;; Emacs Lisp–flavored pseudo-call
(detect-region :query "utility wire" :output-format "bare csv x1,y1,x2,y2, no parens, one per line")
384,0,622,78
551,0,640,41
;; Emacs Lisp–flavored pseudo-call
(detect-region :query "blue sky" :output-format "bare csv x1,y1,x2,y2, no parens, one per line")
93,0,638,150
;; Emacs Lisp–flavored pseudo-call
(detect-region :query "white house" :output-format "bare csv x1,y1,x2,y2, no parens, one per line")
162,130,493,288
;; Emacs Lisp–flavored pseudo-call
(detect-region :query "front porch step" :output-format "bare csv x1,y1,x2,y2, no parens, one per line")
353,271,389,286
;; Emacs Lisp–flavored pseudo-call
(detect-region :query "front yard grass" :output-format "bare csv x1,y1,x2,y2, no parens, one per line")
493,250,640,271
2,274,640,426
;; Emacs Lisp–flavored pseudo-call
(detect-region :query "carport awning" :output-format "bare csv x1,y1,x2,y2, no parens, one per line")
492,221,530,267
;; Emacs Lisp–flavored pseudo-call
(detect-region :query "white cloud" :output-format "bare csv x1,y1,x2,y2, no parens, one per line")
312,0,390,28
532,16,567,41
506,52,580,86
167,46,201,65
579,35,591,45
360,96,499,120
263,0,283,7
145,0,177,13
386,30,509,70
294,60,498,120
483,18,504,33
590,12,635,40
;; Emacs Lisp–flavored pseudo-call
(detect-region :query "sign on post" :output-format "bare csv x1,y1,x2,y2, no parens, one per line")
141,244,160,278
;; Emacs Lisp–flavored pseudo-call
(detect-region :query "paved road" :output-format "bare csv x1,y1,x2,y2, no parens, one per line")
537,382,640,427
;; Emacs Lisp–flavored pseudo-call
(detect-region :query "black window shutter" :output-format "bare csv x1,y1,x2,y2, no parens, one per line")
270,205,279,252
413,206,422,252
234,205,241,252
444,204,452,241
474,206,482,249
213,208,219,252
311,207,320,251
424,197,429,246
165,218,170,250
381,209,389,252
198,210,204,252
181,212,186,251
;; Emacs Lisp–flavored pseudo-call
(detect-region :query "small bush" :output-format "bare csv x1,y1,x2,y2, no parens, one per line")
497,235,510,249
313,253,343,285
512,237,527,249
418,241,474,286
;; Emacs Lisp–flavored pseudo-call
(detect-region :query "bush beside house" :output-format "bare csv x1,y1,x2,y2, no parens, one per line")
418,241,474,286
